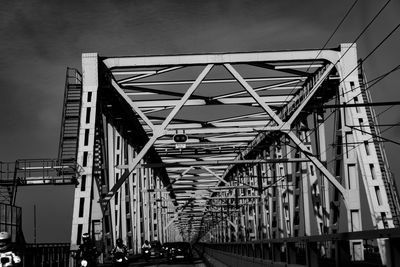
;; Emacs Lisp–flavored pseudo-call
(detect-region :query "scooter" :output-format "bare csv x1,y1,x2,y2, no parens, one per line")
80,259,88,267
79,257,97,267
0,251,21,267
113,251,128,267
73,248,98,267
143,249,150,262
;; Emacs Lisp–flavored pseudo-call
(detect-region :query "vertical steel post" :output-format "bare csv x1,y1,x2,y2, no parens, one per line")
315,110,330,234
338,44,395,264
127,145,137,252
70,54,100,258
300,130,312,236
338,44,364,261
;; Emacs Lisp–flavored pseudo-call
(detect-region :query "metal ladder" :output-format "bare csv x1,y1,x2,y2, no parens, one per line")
359,67,400,227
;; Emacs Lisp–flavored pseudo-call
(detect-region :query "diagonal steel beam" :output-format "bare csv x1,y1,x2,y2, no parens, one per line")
283,63,335,127
111,79,154,129
201,166,228,185
102,133,160,203
224,63,286,128
287,131,347,198
125,85,211,101
147,115,206,125
117,66,183,84
165,213,179,230
102,64,214,203
165,167,194,190
157,64,213,132
213,80,302,100
222,64,348,202
250,62,311,77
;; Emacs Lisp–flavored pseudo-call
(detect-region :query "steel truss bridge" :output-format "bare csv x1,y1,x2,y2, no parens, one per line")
1,43,400,266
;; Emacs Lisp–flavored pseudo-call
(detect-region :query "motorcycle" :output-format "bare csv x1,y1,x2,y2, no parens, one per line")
113,251,128,267
0,251,21,267
80,259,88,267
73,247,98,267
79,256,96,267
143,249,150,262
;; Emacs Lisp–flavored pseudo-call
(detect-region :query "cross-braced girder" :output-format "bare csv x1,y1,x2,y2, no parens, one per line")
69,44,399,264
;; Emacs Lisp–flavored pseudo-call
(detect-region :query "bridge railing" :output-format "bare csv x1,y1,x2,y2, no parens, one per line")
0,203,23,243
21,243,71,267
15,158,80,185
196,228,400,267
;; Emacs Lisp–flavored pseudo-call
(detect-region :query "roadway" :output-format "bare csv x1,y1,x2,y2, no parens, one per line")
101,249,209,267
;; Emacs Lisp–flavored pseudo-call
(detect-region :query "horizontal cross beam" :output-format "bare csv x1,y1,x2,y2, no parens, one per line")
118,158,309,169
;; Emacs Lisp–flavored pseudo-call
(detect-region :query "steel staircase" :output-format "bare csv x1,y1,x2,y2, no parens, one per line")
58,68,82,164
0,68,83,205
359,68,400,227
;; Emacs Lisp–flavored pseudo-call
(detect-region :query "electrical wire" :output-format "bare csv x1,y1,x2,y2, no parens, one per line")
334,0,392,71
281,0,391,120
281,0,360,104
376,105,395,118
242,0,394,165
274,59,399,171
337,22,400,87
279,18,400,163
214,1,397,214
343,64,400,100
295,63,400,163
325,120,400,167
254,0,360,135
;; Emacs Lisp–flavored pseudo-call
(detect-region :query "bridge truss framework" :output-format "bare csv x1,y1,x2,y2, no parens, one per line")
65,43,399,264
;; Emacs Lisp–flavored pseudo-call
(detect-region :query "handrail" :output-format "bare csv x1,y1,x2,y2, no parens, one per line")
1,159,81,186
58,67,82,162
198,228,400,267
204,228,400,245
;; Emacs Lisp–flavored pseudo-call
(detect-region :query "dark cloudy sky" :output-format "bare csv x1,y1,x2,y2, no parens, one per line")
1,0,399,243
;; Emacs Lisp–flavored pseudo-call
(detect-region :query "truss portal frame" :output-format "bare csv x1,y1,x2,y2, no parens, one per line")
69,44,398,263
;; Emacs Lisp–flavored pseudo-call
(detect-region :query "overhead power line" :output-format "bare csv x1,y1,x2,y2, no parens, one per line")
339,22,400,85
279,14,400,162
273,0,393,139
279,0,360,123
217,1,396,202
300,63,400,162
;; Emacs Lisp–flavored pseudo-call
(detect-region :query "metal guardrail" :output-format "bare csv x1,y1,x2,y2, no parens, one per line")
22,243,70,267
1,159,81,204
0,159,81,186
0,203,23,243
15,158,80,186
196,228,400,267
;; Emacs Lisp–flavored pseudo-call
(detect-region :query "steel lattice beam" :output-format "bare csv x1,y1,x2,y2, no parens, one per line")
68,45,399,264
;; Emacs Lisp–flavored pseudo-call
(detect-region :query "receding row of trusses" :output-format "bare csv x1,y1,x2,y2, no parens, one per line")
97,48,342,237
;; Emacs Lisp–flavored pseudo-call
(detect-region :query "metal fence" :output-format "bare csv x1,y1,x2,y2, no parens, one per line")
22,243,71,267
196,228,400,267
0,203,23,243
